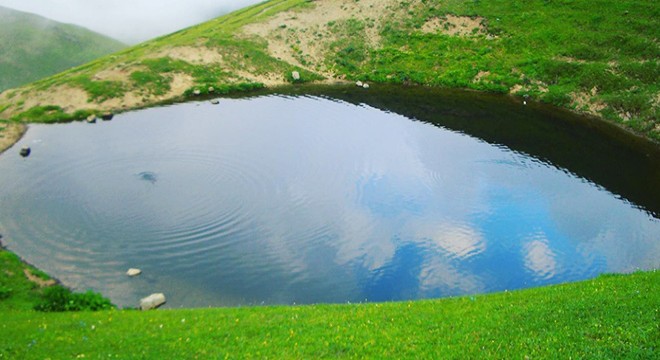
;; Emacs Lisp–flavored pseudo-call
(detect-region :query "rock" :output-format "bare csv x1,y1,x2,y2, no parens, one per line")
140,293,166,310
126,268,142,277
356,81,363,87
362,83,370,89
193,89,201,96
86,115,97,123
101,113,114,121
211,99,220,105
19,146,30,157
291,71,301,81
208,86,215,93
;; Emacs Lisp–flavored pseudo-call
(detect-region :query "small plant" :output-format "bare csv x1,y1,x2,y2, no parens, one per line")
0,286,12,300
34,286,114,312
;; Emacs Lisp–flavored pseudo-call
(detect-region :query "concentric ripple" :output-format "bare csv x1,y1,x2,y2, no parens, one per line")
0,91,658,308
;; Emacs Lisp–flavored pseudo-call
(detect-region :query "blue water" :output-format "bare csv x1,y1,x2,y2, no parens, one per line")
0,89,658,308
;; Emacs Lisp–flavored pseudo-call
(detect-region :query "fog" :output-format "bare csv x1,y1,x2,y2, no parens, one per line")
0,0,264,44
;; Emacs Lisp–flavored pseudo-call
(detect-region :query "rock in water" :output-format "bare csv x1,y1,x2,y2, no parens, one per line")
101,113,114,121
292,71,301,81
19,146,31,157
140,293,166,310
86,114,97,123
211,99,220,105
126,268,142,277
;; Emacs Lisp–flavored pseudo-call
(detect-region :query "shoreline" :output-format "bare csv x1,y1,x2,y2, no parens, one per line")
1,82,658,158
0,122,26,155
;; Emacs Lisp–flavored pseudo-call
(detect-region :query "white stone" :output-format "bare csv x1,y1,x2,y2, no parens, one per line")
362,83,370,89
291,71,301,81
86,114,97,123
140,293,166,310
355,81,363,87
211,99,220,105
126,268,142,277
208,86,215,93
193,89,201,96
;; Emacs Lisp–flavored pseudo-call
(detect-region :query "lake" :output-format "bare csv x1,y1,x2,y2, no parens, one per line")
0,85,658,308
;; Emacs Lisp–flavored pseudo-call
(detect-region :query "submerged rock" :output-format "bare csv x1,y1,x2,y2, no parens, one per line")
126,268,142,277
101,113,114,121
140,293,166,310
211,99,220,105
19,146,30,157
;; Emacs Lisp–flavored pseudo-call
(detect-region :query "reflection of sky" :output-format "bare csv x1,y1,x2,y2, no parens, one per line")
0,95,658,307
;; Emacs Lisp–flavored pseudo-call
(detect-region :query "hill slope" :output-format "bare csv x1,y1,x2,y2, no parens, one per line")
0,6,125,92
0,0,658,152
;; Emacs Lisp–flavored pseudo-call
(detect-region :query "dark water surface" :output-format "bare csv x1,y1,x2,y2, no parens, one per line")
1,86,658,308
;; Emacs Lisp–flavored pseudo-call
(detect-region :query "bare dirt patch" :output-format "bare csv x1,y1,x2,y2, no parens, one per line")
422,15,488,37
473,70,491,83
0,122,26,154
571,91,607,115
24,269,57,288
241,0,401,75
13,86,91,116
153,46,224,65
93,67,132,82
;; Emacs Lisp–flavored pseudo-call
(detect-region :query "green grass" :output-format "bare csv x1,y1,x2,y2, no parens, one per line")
0,255,657,358
2,246,657,358
10,105,94,123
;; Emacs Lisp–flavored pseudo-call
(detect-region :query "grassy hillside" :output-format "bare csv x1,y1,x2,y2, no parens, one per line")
1,247,657,358
0,6,125,92
0,0,657,155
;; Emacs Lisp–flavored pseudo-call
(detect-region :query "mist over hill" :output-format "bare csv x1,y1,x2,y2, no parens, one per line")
0,6,125,92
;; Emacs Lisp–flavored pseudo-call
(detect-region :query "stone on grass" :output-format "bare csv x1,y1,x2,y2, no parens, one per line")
140,293,166,310
291,71,301,81
193,89,201,96
126,268,142,277
208,86,215,93
356,81,363,87
362,83,370,89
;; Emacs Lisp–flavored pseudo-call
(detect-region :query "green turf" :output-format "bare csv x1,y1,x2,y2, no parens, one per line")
0,253,657,359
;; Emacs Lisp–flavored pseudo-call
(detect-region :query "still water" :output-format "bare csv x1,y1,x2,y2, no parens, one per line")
1,86,658,308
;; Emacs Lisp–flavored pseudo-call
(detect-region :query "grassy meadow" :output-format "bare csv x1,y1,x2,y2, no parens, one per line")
1,248,658,359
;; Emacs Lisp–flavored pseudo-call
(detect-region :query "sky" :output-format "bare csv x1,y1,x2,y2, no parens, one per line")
0,0,263,44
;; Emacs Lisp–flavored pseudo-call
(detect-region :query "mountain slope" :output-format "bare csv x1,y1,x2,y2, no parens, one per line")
0,6,125,92
0,0,658,152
